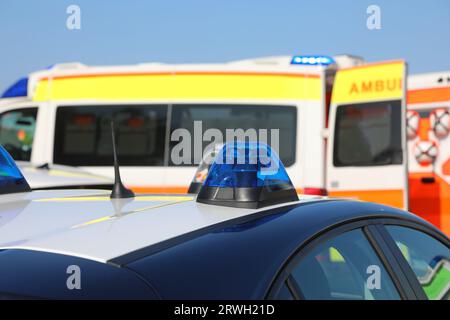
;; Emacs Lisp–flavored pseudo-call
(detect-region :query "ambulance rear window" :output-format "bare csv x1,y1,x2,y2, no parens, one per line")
54,105,167,166
333,100,402,167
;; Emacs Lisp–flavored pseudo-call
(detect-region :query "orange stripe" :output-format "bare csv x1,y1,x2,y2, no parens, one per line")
133,185,404,208
407,86,450,104
131,186,305,195
39,71,321,81
443,158,450,175
328,189,404,208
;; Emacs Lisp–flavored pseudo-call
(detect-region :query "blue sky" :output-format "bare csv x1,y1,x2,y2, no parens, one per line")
1,0,450,92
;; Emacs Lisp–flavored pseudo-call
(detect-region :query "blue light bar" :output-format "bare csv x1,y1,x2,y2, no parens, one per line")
291,55,335,66
0,146,30,194
197,142,298,208
1,77,28,98
204,142,292,188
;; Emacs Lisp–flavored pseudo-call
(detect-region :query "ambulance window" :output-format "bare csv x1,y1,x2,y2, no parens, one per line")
333,100,402,167
0,108,38,161
54,105,167,166
169,104,297,166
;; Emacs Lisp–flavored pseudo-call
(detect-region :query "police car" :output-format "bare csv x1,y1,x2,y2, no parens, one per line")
0,142,448,300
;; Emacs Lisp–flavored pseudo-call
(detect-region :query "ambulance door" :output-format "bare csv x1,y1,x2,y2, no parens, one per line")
326,61,408,209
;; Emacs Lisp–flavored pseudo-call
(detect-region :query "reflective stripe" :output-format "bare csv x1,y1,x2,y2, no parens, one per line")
33,72,322,101
408,86,450,104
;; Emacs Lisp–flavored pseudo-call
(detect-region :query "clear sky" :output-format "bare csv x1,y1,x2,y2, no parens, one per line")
1,0,450,92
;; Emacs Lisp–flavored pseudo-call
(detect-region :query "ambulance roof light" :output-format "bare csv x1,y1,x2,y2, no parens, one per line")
196,142,298,208
48,62,87,70
1,77,28,98
290,55,335,66
0,146,30,195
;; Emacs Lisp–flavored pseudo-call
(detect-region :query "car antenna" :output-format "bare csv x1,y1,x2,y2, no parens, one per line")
110,120,135,199
36,163,50,170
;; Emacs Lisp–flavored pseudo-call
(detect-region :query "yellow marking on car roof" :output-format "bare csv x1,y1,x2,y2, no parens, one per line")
24,167,107,180
35,195,194,202
73,215,114,227
71,199,191,229
47,169,111,180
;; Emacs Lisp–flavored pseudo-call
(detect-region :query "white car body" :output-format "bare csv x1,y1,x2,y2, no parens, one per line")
16,161,112,190
0,189,319,263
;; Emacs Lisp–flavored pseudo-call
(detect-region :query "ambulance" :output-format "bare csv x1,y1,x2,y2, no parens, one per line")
0,55,416,227
407,71,450,235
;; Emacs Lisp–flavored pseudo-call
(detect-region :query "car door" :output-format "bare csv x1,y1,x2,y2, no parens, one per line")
326,61,409,210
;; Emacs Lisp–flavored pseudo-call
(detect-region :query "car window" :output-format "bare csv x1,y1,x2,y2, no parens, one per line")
273,282,295,300
333,100,402,167
287,228,400,300
169,104,297,167
54,105,167,166
0,108,38,161
385,226,450,300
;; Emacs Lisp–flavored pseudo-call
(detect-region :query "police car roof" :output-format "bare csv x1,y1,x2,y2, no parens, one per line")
0,189,304,262
0,188,426,265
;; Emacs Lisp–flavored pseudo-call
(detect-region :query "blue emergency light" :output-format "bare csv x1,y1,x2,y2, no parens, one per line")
1,77,28,98
196,142,298,208
0,146,30,195
290,55,335,66
2,65,56,98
